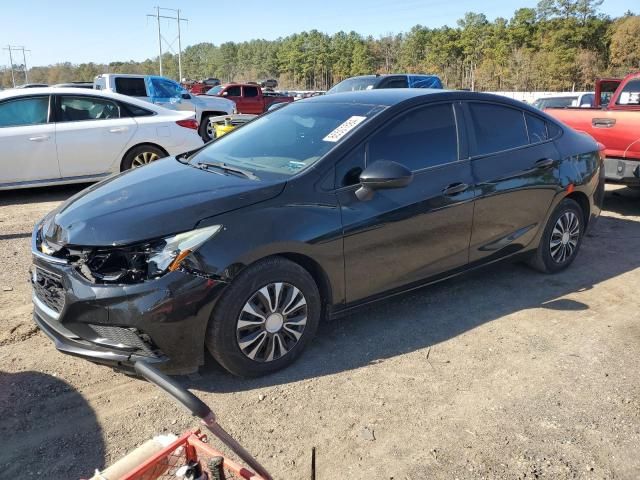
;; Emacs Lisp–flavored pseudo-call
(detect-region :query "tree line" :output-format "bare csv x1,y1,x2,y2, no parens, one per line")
1,0,639,92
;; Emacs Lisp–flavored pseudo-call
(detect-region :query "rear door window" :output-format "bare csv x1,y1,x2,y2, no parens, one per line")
468,103,529,156
525,113,549,144
114,77,147,97
0,96,49,127
58,96,120,122
368,103,458,171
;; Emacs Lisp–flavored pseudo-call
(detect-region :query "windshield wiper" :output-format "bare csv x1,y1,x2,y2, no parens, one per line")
197,161,258,180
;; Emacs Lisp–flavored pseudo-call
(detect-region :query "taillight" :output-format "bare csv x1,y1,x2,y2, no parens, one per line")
597,142,606,161
176,119,199,130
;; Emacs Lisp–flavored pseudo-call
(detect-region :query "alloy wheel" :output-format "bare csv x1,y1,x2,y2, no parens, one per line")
549,211,580,263
131,151,160,168
206,121,215,140
236,282,308,363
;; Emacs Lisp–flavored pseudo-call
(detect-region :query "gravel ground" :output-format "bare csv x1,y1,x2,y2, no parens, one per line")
0,184,639,479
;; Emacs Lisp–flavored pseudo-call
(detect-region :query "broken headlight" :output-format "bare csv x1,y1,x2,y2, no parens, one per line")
76,225,222,284
147,225,222,276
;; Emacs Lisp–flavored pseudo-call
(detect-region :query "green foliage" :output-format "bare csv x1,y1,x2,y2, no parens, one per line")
1,2,637,91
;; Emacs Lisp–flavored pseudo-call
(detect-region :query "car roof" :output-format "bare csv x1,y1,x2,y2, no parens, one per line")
303,88,555,114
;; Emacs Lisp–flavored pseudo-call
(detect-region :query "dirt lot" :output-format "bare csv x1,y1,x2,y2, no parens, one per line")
0,184,639,479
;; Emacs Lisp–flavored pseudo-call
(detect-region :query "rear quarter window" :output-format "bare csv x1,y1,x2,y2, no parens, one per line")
121,102,154,117
469,103,529,156
525,113,549,144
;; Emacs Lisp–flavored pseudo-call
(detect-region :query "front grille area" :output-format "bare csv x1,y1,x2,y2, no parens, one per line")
32,267,65,313
88,324,160,358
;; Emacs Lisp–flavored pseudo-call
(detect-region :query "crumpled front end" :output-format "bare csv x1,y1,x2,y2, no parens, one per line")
31,219,227,374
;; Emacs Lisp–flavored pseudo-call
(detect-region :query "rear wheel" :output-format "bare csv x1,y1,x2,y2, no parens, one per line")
199,113,225,142
121,145,165,171
528,198,584,273
205,257,321,377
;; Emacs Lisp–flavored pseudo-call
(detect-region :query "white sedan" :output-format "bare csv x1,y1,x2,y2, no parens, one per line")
0,87,204,190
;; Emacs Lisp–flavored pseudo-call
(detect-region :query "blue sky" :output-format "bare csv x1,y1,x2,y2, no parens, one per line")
0,0,633,67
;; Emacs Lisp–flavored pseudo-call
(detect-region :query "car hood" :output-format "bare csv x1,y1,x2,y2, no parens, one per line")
44,158,285,247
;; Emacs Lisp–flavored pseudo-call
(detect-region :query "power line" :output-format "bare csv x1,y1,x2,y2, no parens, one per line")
3,45,30,87
146,7,188,80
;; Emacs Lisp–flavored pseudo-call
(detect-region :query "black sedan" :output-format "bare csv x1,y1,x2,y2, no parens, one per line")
31,89,605,376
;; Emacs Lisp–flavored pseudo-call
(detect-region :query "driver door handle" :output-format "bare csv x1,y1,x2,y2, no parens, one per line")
109,127,128,133
442,182,469,196
592,118,616,128
28,135,50,142
535,158,555,169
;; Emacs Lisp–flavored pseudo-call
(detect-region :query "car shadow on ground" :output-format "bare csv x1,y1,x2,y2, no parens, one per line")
185,190,640,393
0,370,104,478
0,183,91,208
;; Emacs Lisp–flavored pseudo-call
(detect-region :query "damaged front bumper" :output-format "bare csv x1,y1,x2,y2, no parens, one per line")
31,222,227,374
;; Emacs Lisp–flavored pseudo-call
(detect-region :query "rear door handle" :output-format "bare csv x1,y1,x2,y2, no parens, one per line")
109,127,128,133
535,158,555,169
442,182,469,196
28,135,50,142
592,118,616,128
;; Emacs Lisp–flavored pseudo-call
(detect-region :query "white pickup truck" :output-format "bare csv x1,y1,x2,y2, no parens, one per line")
94,74,236,141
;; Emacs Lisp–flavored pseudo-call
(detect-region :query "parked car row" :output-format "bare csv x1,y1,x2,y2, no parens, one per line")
94,74,235,141
0,87,205,190
202,82,293,115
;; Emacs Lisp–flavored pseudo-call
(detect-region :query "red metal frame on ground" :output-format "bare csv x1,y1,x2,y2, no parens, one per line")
120,429,265,480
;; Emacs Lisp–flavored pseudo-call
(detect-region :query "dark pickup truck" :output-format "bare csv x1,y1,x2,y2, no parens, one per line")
546,73,640,186
202,83,293,114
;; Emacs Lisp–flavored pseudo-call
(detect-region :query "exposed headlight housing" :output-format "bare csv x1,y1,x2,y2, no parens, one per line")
71,225,222,284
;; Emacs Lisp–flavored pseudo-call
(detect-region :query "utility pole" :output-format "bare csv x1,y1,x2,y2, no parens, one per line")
4,45,30,87
146,7,188,80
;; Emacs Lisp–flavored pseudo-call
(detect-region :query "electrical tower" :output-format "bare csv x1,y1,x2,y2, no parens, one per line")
3,45,30,87
146,7,188,80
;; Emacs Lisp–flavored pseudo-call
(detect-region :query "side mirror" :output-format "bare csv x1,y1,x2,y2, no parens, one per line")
355,160,413,201
181,93,191,100
222,91,228,96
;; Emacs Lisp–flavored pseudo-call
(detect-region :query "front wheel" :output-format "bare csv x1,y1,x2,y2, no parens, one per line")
528,198,584,273
205,257,321,377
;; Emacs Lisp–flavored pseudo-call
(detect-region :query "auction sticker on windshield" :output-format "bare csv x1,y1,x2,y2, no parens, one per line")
323,116,367,142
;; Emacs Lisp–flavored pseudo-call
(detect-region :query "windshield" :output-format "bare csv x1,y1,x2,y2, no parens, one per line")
206,86,223,95
327,77,377,94
189,102,384,179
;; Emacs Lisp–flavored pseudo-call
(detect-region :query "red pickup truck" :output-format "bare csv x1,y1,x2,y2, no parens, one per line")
202,83,293,114
545,72,640,186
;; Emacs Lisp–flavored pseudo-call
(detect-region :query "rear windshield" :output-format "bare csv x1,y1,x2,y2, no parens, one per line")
534,97,577,109
327,77,378,94
190,102,384,179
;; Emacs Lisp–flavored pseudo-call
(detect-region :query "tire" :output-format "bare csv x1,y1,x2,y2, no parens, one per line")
199,114,217,142
121,144,166,171
528,198,584,273
206,257,321,377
